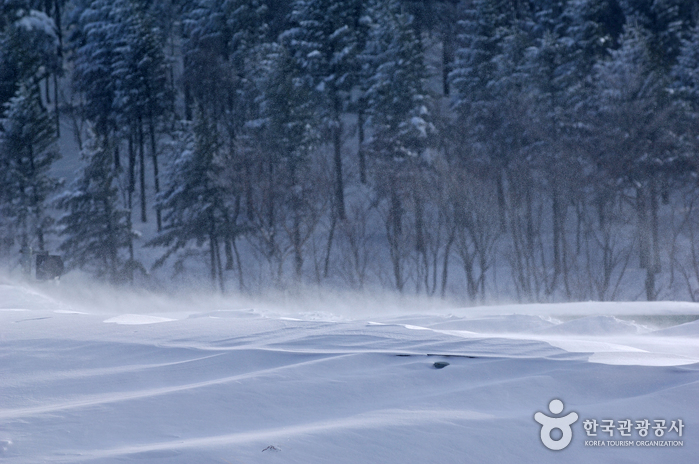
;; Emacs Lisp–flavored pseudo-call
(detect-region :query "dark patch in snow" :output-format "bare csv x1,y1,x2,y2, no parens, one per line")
13,317,52,323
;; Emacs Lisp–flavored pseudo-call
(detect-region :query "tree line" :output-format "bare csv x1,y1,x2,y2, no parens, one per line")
2,0,699,303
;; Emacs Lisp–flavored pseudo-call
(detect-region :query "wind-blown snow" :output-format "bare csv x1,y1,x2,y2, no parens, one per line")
651,319,699,337
103,314,176,325
1,282,698,462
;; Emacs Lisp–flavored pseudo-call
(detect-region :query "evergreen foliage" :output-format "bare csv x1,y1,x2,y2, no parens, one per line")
0,84,60,251
283,0,367,219
0,7,60,108
3,0,699,300
147,114,238,290
56,129,132,282
364,0,433,163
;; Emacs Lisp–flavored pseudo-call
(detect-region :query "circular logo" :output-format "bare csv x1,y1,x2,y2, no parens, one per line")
534,399,579,450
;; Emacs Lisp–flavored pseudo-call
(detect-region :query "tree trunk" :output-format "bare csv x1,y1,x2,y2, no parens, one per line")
637,184,656,301
525,179,535,260
104,197,118,282
214,233,224,293
333,117,346,220
27,143,44,251
138,117,147,223
552,184,562,284
442,25,454,96
478,247,487,302
148,116,162,231
638,185,650,270
496,169,507,233
293,206,303,279
291,164,303,280
128,131,135,210
114,143,120,171
53,73,60,137
414,192,428,293
389,179,403,292
183,55,193,122
358,107,366,184
232,238,245,291
441,228,454,298
225,238,234,270
209,232,217,287
650,177,660,274
245,159,254,221
266,155,275,252
324,211,336,278
126,199,134,284
645,265,656,301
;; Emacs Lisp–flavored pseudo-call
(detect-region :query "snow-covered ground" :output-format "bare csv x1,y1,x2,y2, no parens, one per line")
1,281,698,463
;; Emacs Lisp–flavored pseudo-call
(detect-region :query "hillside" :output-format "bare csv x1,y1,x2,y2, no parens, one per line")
1,1,699,301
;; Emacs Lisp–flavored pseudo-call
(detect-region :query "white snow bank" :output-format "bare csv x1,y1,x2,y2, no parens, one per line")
0,283,63,311
428,314,557,333
462,300,699,317
588,351,699,366
651,319,699,336
536,315,647,335
104,314,176,325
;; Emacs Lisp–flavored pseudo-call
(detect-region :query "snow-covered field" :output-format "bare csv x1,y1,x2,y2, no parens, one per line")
1,281,698,463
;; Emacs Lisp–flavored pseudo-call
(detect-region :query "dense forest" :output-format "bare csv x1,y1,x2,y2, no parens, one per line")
2,0,699,303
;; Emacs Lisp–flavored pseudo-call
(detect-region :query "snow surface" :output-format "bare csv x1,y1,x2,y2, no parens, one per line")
1,281,698,462
103,314,176,325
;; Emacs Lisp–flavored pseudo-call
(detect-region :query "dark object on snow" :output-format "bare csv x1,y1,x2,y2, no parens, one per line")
262,445,280,452
35,253,64,280
433,361,450,369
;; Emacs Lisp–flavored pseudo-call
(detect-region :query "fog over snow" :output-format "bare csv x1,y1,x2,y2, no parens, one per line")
1,280,697,463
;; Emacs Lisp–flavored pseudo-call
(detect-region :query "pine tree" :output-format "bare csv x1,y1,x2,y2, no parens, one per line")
562,0,625,81
0,7,61,109
147,114,237,291
592,23,672,183
0,84,60,253
450,0,514,117
449,0,523,233
618,0,695,71
363,0,433,163
181,0,267,123
251,41,319,281
283,0,366,220
71,0,174,228
363,0,434,291
70,0,128,139
178,0,269,281
592,22,680,300
180,0,233,121
523,22,584,296
112,2,174,230
673,23,699,113
56,129,132,282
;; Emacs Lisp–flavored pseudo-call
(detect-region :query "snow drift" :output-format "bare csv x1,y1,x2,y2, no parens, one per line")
1,282,697,463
